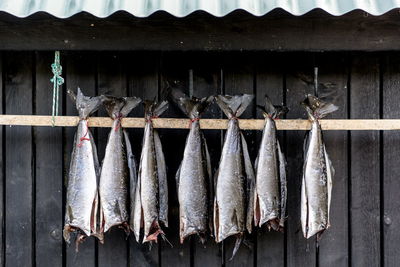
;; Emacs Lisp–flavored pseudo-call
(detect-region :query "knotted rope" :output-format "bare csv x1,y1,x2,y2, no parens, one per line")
50,51,64,127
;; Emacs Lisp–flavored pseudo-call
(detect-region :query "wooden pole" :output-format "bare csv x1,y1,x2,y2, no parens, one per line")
0,115,399,130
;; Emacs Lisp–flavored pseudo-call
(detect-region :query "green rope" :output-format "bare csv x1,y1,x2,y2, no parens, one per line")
50,51,64,127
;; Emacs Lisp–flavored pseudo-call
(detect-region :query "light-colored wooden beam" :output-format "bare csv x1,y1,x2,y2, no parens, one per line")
0,115,399,130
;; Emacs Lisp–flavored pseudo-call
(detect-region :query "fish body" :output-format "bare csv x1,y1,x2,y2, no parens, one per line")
132,100,168,243
213,94,255,259
99,96,141,239
172,93,213,243
254,97,288,230
301,94,336,239
64,88,102,244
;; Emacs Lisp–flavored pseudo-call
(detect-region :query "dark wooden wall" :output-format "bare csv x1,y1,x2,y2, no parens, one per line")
0,51,398,267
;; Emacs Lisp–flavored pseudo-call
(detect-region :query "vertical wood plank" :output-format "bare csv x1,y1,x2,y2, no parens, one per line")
255,53,285,267
127,51,160,267
4,52,33,267
350,54,381,267
382,53,400,267
97,52,129,267
285,54,316,267
34,51,63,267
0,52,4,267
65,52,97,267
192,52,223,267
317,54,349,267
159,52,191,267
223,53,255,267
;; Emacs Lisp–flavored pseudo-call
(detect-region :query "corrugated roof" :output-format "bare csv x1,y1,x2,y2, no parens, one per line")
0,0,399,18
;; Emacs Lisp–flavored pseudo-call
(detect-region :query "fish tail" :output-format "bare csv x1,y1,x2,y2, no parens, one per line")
101,95,141,119
258,95,288,119
215,94,254,118
229,234,244,261
302,94,338,120
68,88,102,120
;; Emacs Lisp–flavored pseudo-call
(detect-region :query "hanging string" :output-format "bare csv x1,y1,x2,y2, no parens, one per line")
50,51,64,127
77,120,90,148
114,113,123,132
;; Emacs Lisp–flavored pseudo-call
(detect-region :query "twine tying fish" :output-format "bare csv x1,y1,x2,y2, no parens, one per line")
77,120,90,148
114,113,123,132
189,117,200,128
50,51,64,127
146,116,159,123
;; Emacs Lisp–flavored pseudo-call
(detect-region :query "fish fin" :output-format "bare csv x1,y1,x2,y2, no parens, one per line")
259,95,289,119
101,95,141,119
241,133,255,233
133,178,142,242
153,101,169,117
302,94,338,120
124,130,138,230
277,140,287,228
300,169,308,238
229,234,244,261
175,163,181,193
215,94,254,118
201,133,214,234
213,200,220,242
324,145,334,227
168,88,213,118
70,88,102,120
154,130,168,227
120,97,142,117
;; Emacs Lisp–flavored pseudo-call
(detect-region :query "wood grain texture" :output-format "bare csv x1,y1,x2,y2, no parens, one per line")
4,52,33,267
0,53,3,267
317,54,349,267
64,52,97,267
285,54,316,267
382,53,400,267
255,53,285,267
34,51,63,267
350,54,381,267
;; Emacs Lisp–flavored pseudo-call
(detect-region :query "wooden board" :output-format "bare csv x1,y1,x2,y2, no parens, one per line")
64,52,97,267
0,52,3,267
4,52,33,267
2,9,400,51
34,51,63,267
285,53,316,267
255,53,285,267
96,52,129,267
382,53,400,267
317,54,349,267
350,54,381,267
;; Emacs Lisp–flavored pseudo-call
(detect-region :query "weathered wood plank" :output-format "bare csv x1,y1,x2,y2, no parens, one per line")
159,52,191,267
96,52,129,267
223,53,256,267
382,53,400,267
317,54,349,267
285,54,316,267
255,54,285,267
0,52,4,267
65,52,97,267
34,51,63,267
4,52,33,267
1,10,400,51
191,53,223,267
127,52,160,267
350,55,381,267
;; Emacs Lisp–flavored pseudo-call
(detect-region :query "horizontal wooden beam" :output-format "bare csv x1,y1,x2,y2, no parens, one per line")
0,115,399,130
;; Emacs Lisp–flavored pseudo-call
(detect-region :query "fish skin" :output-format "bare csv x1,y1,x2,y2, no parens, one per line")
169,92,213,243
301,94,337,239
213,94,255,260
98,96,141,239
63,88,102,244
277,140,287,229
132,100,168,243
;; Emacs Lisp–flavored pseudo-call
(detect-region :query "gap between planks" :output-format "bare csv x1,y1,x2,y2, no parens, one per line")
0,115,399,130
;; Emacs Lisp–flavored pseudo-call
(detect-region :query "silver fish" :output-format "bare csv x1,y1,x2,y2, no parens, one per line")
214,94,255,259
132,100,169,243
172,91,214,243
98,95,141,241
254,96,288,231
63,88,102,247
301,94,337,239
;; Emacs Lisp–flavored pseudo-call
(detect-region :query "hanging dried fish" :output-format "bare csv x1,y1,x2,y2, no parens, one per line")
63,88,102,249
214,94,255,260
132,100,169,243
301,94,337,239
98,95,141,241
171,90,214,243
254,96,288,231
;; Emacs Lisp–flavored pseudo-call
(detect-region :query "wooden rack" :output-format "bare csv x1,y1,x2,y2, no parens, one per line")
0,115,398,130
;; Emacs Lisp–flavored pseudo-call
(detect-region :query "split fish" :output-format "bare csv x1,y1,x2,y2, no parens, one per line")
214,94,255,259
98,95,141,241
171,90,214,243
63,88,102,248
254,96,288,231
132,100,169,243
301,94,337,239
